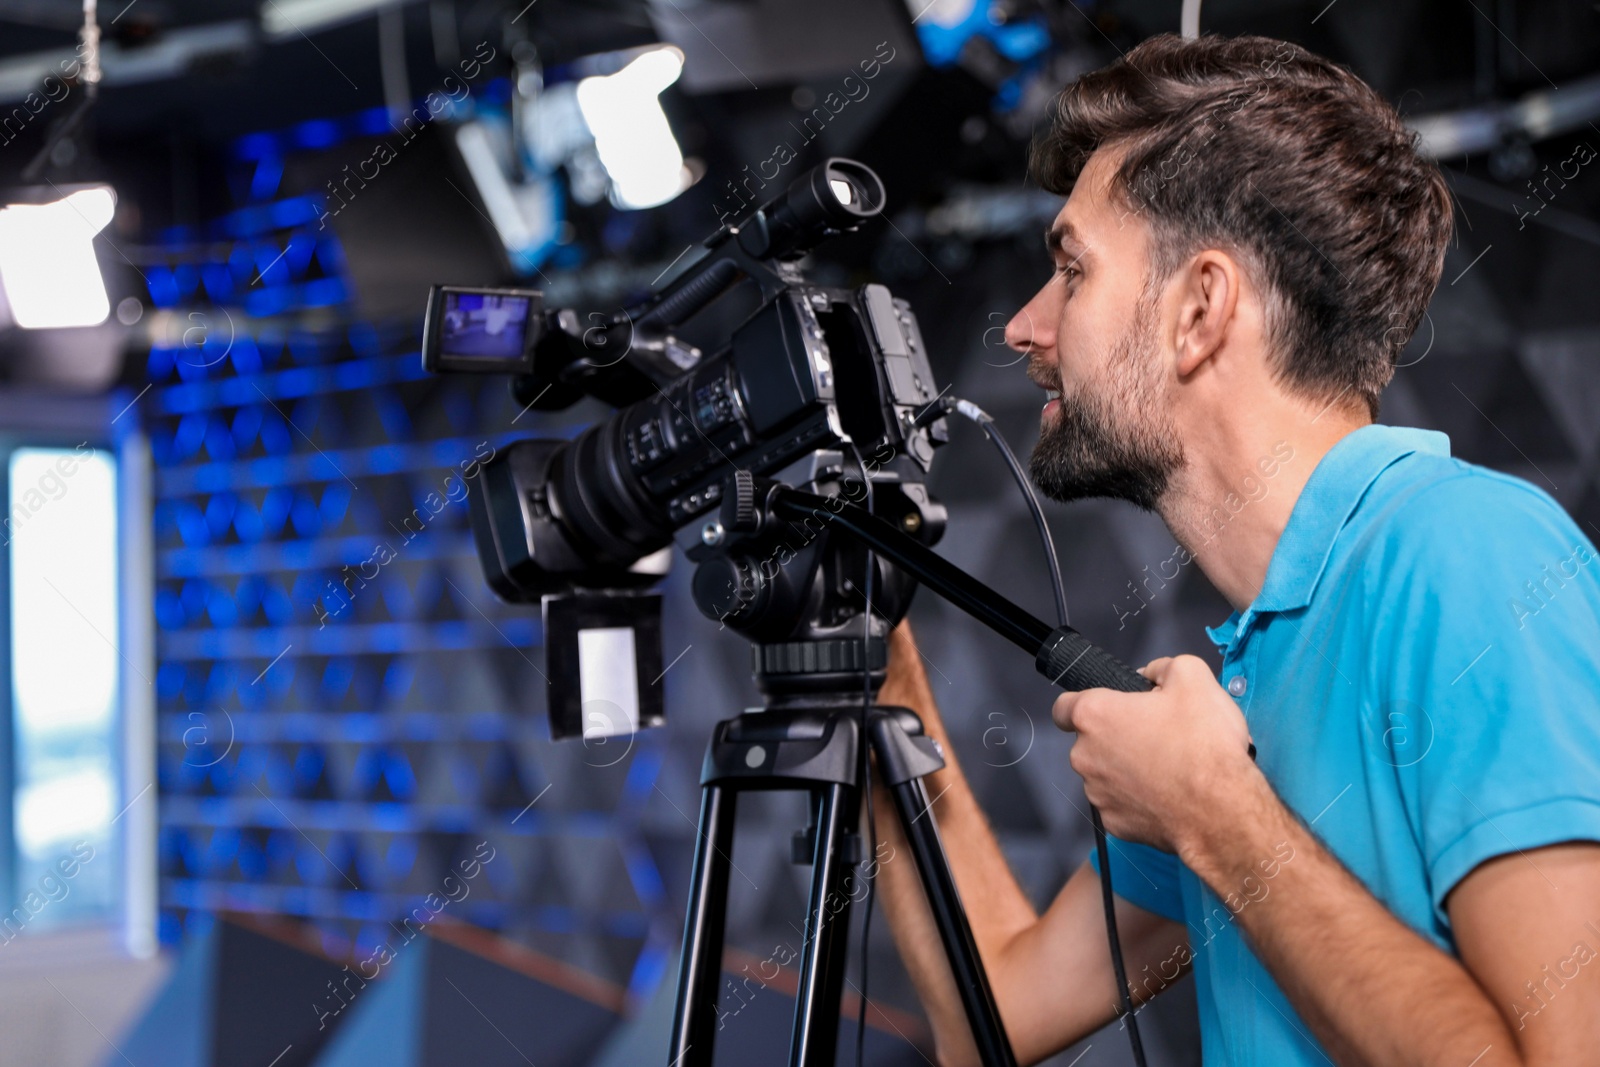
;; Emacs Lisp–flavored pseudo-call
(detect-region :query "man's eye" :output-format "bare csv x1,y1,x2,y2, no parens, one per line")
1056,263,1081,283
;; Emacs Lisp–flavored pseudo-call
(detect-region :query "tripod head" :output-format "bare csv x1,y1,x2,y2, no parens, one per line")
681,455,940,704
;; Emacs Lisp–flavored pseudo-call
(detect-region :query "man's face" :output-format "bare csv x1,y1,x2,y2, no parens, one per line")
1005,148,1184,512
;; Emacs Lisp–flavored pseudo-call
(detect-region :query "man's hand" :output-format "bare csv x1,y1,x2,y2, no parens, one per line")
1051,654,1258,852
1054,652,1600,1067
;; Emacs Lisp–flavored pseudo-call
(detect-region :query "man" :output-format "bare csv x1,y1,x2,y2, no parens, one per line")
873,33,1600,1067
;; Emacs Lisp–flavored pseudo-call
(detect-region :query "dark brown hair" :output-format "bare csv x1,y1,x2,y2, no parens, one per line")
1031,34,1452,418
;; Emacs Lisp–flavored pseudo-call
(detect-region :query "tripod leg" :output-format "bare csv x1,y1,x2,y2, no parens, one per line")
790,782,858,1067
669,784,738,1067
890,777,1019,1067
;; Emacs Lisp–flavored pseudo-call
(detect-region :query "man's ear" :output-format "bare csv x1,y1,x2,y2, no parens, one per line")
1172,249,1242,378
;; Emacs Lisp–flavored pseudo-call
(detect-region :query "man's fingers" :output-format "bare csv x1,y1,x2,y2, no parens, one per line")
1053,688,1118,733
1138,656,1175,683
1051,690,1079,732
1052,689,1106,733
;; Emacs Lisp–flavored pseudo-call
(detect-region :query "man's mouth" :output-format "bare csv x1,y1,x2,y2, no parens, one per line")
1026,359,1063,415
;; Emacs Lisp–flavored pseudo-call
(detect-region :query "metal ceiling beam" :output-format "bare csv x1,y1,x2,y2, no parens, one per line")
0,19,255,104
1409,72,1600,159
260,0,413,41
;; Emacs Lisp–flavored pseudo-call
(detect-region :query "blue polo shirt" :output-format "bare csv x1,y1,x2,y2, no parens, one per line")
1091,424,1600,1064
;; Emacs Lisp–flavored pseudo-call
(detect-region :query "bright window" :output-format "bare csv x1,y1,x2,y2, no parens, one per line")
7,446,120,932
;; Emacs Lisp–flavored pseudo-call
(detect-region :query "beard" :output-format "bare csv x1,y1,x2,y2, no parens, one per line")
1028,297,1184,512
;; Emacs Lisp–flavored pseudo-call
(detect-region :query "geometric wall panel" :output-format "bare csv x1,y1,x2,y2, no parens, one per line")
142,106,670,1002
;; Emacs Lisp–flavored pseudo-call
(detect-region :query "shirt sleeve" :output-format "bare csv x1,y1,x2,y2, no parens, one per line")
1087,835,1186,924
1373,471,1600,928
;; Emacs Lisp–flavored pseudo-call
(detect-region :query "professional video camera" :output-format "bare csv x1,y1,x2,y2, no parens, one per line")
423,158,1156,1067
423,159,953,724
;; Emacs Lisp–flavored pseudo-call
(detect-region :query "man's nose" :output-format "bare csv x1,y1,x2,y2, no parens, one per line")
1004,292,1050,356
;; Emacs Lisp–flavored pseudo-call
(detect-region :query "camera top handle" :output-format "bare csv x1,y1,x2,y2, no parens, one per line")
512,158,889,414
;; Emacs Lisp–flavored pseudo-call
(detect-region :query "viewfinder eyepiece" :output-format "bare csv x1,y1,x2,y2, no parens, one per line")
739,157,886,259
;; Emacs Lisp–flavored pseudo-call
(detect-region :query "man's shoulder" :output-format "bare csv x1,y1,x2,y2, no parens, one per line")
1342,451,1598,631
1357,450,1581,562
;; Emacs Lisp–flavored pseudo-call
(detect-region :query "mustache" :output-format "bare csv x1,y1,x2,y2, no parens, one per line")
1025,359,1061,392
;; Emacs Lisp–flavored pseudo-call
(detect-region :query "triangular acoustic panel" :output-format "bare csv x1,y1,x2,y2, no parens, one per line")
311,922,625,1067
112,915,350,1067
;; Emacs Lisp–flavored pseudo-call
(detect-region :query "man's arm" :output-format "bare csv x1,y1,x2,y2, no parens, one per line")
1058,654,1600,1067
1182,765,1600,1066
1448,844,1600,1063
873,621,1190,1067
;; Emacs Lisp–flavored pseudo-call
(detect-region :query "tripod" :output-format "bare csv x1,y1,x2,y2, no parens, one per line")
668,658,1014,1066
665,483,1156,1066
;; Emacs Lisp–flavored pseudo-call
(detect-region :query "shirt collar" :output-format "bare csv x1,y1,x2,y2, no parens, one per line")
1205,425,1450,651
